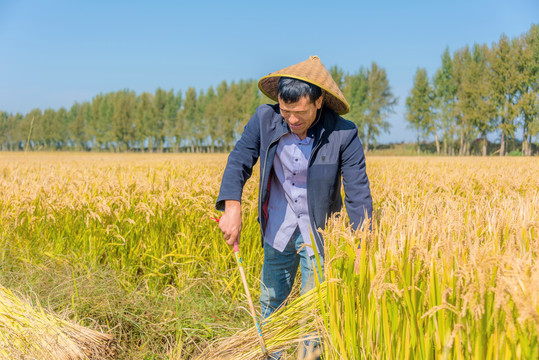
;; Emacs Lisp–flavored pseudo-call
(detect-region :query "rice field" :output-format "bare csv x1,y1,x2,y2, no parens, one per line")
0,153,537,359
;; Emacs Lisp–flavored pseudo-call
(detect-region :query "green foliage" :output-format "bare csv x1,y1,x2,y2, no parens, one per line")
434,47,458,155
364,62,397,152
335,63,397,152
1,63,401,154
343,67,369,141
428,24,539,156
0,80,263,152
329,65,345,89
406,67,435,153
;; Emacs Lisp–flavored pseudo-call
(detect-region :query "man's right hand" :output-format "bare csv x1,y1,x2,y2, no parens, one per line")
219,200,242,247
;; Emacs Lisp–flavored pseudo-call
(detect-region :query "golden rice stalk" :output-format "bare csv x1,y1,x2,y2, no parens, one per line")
0,285,117,360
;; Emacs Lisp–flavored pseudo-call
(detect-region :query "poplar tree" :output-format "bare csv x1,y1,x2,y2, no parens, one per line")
221,82,241,150
180,87,198,152
23,109,42,150
490,35,520,156
6,113,23,150
468,44,496,156
517,25,539,155
343,68,368,141
153,88,169,151
68,102,90,150
236,79,260,136
364,62,397,152
40,108,58,150
405,68,435,154
0,111,9,150
214,81,229,150
89,94,114,150
453,46,479,155
433,47,458,155
111,90,136,151
134,92,152,151
55,107,69,150
204,86,219,152
329,65,345,89
165,90,182,151
195,89,208,152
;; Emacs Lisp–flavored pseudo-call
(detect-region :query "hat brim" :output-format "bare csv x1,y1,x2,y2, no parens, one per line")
258,74,350,115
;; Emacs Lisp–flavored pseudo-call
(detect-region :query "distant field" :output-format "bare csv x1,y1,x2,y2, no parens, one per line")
0,153,537,359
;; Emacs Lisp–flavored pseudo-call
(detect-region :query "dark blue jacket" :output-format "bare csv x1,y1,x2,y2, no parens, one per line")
216,104,373,254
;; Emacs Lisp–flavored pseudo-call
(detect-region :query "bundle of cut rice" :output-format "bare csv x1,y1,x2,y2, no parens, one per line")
0,285,117,360
195,282,326,360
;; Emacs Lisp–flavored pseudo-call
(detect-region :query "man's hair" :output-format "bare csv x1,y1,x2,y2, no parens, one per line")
277,77,322,104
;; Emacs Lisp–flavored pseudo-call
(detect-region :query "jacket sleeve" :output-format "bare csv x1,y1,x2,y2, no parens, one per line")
340,127,373,230
215,110,261,211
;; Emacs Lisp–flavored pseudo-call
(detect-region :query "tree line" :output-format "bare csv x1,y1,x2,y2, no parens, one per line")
0,80,265,152
0,62,397,153
405,24,538,156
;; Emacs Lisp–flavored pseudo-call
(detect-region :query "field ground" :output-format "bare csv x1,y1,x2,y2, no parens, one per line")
0,153,537,359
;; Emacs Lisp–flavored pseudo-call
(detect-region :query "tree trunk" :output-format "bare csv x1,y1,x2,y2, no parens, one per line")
482,132,487,157
500,132,505,157
522,125,528,156
459,130,465,155
434,133,440,155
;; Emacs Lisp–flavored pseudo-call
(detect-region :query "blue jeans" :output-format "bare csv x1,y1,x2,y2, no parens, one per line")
260,228,324,359
260,227,324,319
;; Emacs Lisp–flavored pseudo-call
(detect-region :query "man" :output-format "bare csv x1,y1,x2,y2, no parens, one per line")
216,56,373,323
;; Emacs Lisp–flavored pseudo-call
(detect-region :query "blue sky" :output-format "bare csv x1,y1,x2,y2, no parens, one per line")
0,0,537,143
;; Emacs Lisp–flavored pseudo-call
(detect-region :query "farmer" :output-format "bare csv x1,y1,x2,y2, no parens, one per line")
216,55,372,333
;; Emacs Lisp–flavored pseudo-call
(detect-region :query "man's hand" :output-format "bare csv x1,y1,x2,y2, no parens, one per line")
219,200,242,247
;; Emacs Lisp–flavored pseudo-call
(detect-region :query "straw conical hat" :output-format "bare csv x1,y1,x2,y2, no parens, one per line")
258,56,350,115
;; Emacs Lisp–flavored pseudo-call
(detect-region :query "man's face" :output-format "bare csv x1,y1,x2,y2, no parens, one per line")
278,95,323,140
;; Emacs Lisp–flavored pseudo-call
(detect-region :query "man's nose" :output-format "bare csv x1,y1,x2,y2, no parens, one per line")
288,114,298,123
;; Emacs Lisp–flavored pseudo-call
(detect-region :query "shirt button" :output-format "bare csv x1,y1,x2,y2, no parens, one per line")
292,183,295,186
297,215,300,219
293,172,296,176
295,159,298,162
295,199,298,203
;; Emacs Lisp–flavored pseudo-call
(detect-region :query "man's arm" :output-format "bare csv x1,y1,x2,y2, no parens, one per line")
340,127,373,231
215,109,262,246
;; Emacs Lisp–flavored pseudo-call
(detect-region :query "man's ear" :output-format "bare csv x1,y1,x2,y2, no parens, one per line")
315,95,324,110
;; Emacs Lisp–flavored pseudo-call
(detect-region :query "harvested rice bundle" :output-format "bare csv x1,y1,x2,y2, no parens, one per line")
195,282,327,360
0,285,117,360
